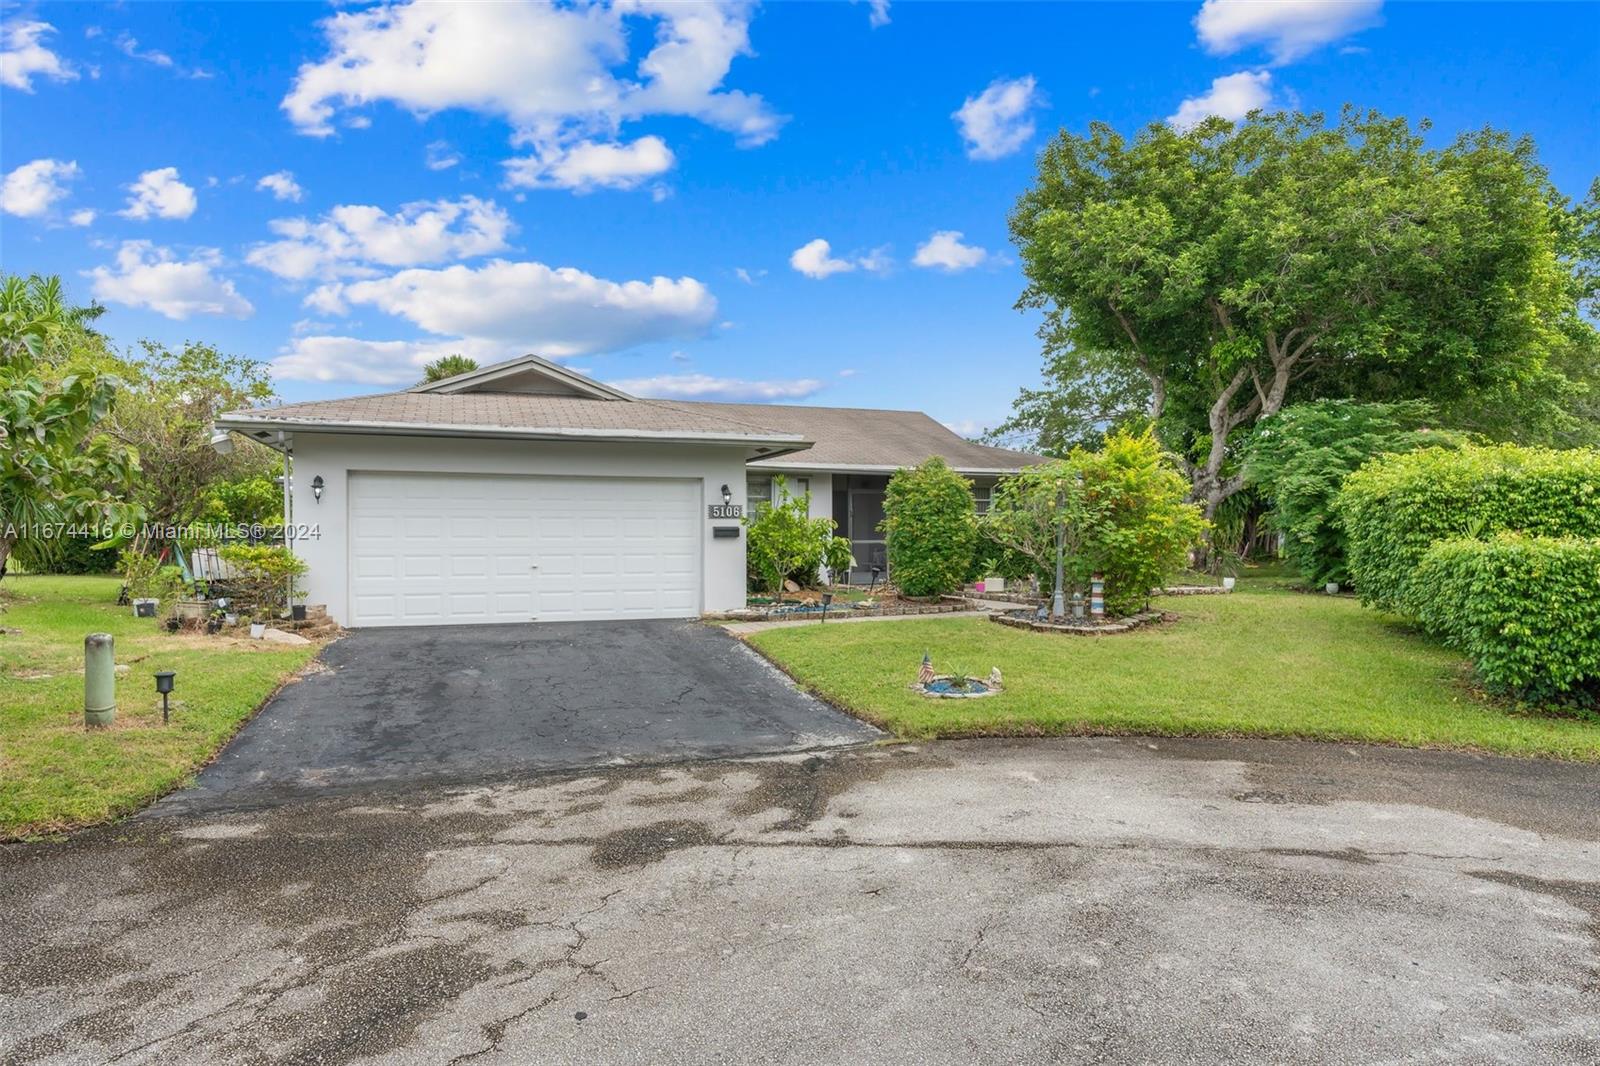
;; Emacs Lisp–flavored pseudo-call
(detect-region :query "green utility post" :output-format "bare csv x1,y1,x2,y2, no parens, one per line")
85,632,116,728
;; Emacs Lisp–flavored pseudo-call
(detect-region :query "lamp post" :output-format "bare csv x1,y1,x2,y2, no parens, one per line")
820,591,833,623
154,671,175,724
1051,484,1066,619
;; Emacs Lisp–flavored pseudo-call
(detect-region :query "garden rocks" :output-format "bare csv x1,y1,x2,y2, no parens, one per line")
990,609,1172,635
258,627,312,646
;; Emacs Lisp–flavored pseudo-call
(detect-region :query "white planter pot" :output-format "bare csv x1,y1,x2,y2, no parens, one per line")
1221,577,1236,590
224,613,239,626
132,598,158,618
249,623,266,639
987,576,1005,592
1325,582,1340,595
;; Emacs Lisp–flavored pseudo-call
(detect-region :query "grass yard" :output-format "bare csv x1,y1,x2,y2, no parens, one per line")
746,566,1600,761
0,575,323,839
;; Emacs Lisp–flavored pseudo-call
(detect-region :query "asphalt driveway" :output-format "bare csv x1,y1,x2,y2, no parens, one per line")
5,738,1597,1065
160,620,879,812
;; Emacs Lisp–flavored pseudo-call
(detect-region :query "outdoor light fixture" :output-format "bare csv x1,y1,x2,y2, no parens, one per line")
311,475,324,502
720,483,732,506
154,670,175,724
820,591,833,623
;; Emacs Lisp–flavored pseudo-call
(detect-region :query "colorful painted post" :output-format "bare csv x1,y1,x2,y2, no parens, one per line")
1090,573,1105,619
84,633,115,728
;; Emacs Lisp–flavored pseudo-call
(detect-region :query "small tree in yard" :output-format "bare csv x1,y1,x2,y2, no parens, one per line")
882,458,978,597
743,476,851,599
985,429,1205,615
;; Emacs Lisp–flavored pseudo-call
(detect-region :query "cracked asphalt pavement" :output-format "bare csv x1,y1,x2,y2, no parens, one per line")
4,737,1598,1064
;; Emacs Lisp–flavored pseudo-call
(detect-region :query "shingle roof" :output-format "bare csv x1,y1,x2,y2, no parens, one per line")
699,402,1044,473
217,392,806,441
218,391,1042,472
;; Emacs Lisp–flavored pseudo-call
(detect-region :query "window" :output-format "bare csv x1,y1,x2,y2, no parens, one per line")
972,485,992,515
748,476,809,512
747,476,773,511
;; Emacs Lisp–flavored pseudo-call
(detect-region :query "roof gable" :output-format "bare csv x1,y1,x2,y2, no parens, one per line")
410,353,634,401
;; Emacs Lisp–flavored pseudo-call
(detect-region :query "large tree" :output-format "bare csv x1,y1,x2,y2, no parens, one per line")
1003,108,1599,518
0,275,139,580
109,340,278,529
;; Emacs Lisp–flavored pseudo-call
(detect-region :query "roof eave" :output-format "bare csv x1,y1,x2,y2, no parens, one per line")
213,414,811,458
749,459,1034,475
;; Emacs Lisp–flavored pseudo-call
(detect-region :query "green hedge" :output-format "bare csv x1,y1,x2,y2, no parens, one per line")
1338,444,1600,613
1414,535,1600,699
883,457,977,597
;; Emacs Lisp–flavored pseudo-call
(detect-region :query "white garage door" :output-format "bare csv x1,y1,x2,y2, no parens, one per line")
347,472,701,627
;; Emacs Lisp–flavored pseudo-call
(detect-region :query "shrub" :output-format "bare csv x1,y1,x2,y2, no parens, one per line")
743,477,851,598
882,458,978,597
1244,400,1465,588
1338,444,1600,613
1414,534,1600,700
118,549,186,613
983,428,1205,614
218,544,308,619
35,534,119,574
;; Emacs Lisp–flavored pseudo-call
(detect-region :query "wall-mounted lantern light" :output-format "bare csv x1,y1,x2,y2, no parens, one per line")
311,475,325,502
720,484,732,506
154,670,175,724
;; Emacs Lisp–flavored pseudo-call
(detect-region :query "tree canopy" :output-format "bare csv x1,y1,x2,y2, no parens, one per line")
1000,108,1600,519
109,339,279,529
421,354,480,384
0,275,140,579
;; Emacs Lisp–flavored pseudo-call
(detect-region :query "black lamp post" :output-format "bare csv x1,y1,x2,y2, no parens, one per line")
820,591,833,623
154,671,175,723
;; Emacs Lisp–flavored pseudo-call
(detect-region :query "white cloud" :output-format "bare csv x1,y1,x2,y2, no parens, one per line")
862,0,891,28
246,196,513,281
1195,0,1382,65
789,238,893,279
329,258,719,357
941,417,993,438
120,167,198,220
281,1,782,195
785,238,849,279
69,208,95,227
838,368,858,377
504,135,675,192
256,171,304,202
953,75,1042,160
270,335,517,385
115,32,172,68
1168,70,1273,130
734,267,766,285
87,241,254,320
608,373,824,402
1,18,76,91
425,140,461,171
1,158,80,218
912,230,989,272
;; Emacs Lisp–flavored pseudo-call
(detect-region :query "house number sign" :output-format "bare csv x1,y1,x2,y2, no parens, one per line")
708,503,743,519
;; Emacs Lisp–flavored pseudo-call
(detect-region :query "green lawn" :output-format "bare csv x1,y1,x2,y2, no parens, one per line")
0,575,322,839
746,566,1600,761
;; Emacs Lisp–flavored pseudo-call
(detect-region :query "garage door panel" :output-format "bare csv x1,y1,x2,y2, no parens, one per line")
348,473,700,627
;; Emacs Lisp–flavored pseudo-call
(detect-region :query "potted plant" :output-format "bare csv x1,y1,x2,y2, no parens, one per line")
248,616,267,639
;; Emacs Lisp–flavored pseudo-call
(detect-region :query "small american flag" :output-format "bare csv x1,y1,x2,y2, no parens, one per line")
918,653,935,685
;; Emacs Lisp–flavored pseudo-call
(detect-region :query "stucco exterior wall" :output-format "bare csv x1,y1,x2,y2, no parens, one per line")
285,432,750,626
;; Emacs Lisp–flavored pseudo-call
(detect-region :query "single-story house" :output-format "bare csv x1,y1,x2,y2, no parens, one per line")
214,354,1041,628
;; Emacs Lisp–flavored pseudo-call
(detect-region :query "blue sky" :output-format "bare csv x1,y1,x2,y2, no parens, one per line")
2,1,1596,434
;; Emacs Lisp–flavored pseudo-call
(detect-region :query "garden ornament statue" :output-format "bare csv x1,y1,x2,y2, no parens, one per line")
919,653,935,686
988,667,1002,688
